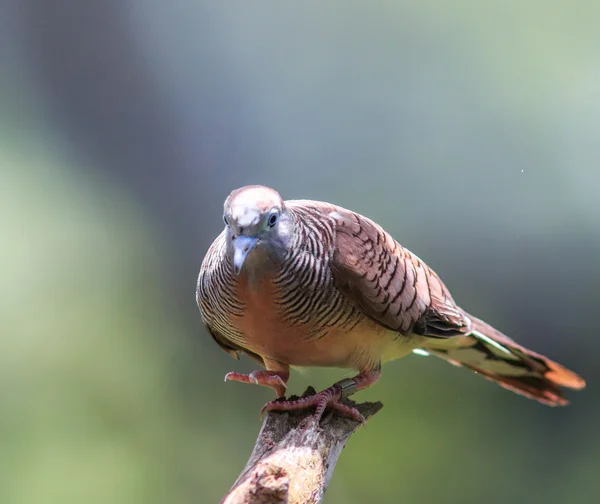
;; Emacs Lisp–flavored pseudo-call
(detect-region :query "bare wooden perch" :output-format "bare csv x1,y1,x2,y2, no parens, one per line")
221,387,383,504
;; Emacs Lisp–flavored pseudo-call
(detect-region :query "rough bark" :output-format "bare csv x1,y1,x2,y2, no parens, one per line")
221,388,383,504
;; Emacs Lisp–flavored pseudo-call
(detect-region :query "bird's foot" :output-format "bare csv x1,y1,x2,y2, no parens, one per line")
260,379,366,425
224,370,288,397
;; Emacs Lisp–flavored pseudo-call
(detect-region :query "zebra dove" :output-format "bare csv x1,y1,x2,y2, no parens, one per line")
196,185,585,423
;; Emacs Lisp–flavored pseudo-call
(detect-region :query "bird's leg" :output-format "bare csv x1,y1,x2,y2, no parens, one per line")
260,368,381,424
224,360,290,398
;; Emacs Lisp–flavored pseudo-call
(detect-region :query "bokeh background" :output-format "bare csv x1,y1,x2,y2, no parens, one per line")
2,2,599,503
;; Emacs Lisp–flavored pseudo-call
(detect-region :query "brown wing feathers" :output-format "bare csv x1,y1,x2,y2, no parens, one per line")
327,207,584,405
330,209,470,338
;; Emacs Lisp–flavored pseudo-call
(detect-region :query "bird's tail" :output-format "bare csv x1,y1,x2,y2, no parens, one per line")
421,314,585,406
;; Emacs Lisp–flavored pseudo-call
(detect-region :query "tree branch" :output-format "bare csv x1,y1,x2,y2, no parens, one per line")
221,387,383,504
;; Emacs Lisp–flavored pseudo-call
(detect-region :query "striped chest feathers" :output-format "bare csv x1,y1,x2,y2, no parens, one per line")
231,265,372,368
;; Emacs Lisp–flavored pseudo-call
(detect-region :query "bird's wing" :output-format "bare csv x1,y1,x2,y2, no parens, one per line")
205,325,267,366
328,207,471,337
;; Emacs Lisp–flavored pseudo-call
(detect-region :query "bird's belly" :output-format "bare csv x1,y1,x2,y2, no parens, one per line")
236,304,420,369
234,306,348,367
232,275,423,369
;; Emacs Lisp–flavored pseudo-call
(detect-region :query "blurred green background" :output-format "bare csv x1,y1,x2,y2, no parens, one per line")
1,1,599,503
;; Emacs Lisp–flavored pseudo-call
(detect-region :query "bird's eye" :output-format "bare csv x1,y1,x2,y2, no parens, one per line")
268,212,279,227
223,215,229,226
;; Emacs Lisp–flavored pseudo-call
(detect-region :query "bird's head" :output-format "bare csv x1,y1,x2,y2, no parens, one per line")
223,185,292,275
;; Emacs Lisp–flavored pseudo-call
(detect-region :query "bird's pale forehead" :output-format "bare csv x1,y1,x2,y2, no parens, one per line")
225,186,282,226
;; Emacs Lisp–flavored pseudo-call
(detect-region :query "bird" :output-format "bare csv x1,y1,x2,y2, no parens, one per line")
196,185,585,423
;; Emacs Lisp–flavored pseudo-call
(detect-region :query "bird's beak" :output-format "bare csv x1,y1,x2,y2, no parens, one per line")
232,235,259,275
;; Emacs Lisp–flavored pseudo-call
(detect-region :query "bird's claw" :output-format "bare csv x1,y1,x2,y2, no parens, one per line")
249,371,287,390
224,370,287,397
259,385,366,425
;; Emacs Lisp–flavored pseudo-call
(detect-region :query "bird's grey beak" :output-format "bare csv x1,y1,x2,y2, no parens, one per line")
232,235,258,275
